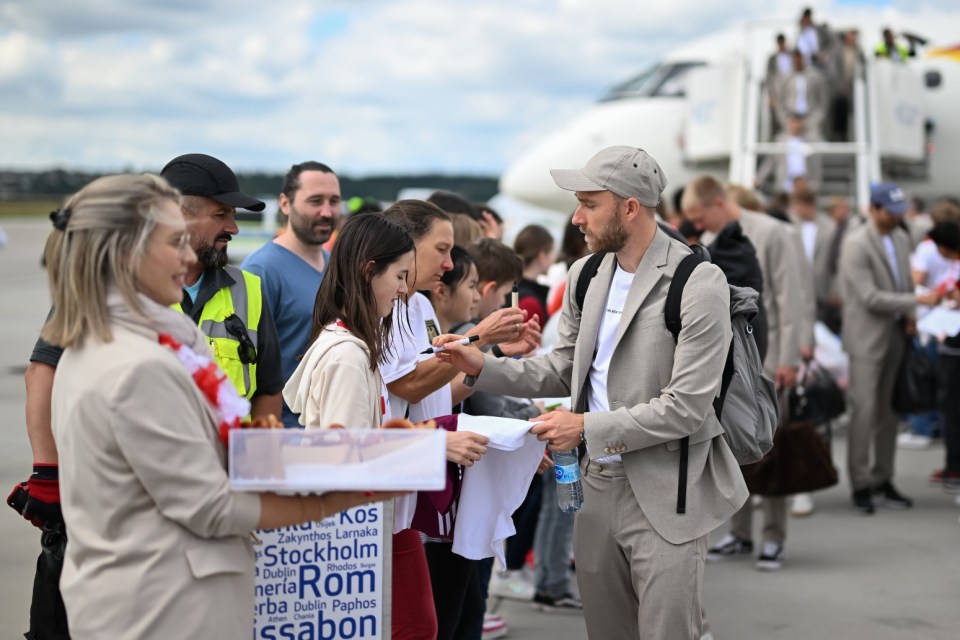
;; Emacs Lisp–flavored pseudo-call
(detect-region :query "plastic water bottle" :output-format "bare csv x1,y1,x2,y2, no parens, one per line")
553,450,583,513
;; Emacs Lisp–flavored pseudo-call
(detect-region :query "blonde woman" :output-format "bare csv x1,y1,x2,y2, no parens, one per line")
43,174,399,640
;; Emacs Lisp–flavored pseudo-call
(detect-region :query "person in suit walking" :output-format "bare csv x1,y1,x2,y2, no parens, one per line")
435,146,748,639
789,188,839,323
39,174,400,640
775,49,829,138
756,114,823,194
683,177,810,569
840,182,938,514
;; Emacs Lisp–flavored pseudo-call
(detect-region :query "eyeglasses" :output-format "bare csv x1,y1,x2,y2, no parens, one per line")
172,233,191,256
222,314,259,365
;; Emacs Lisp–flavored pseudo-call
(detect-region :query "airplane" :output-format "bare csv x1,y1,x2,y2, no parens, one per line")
499,9,960,215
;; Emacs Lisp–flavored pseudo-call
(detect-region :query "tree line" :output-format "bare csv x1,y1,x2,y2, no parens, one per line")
0,169,499,203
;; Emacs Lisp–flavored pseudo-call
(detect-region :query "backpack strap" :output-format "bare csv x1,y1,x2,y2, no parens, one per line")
665,251,707,515
664,252,706,341
574,253,606,311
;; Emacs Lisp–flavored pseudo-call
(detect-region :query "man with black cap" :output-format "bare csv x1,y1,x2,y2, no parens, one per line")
839,182,937,515
435,146,748,638
161,153,283,419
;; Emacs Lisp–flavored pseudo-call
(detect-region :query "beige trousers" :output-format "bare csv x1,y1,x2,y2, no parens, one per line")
574,461,705,640
847,337,905,491
730,496,788,544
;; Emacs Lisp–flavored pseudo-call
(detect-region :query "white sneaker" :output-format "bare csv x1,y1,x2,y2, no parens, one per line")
489,569,535,601
756,541,784,571
482,613,508,639
897,432,933,450
791,493,814,517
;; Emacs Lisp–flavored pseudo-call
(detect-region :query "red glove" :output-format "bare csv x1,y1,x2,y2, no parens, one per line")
6,480,28,515
11,464,63,532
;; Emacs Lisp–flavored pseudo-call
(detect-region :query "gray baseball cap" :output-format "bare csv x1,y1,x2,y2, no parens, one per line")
550,146,668,207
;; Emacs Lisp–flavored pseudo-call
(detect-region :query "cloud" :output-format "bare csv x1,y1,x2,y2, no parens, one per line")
0,0,955,176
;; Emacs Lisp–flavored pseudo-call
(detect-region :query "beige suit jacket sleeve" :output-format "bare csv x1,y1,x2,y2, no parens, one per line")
111,360,260,539
769,228,805,368
789,226,817,350
583,263,731,453
839,231,917,316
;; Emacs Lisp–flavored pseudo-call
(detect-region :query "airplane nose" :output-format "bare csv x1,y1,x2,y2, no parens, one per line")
499,152,561,211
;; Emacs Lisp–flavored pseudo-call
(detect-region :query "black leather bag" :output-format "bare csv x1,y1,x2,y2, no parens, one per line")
789,362,846,426
892,337,938,414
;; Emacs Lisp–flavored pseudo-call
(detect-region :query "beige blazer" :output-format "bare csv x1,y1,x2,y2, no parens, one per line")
468,230,748,545
52,320,261,640
839,223,916,360
775,68,829,133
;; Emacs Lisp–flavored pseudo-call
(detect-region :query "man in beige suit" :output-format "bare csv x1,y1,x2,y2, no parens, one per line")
790,188,839,323
840,182,934,514
683,177,810,570
756,114,823,194
775,49,829,137
437,147,748,639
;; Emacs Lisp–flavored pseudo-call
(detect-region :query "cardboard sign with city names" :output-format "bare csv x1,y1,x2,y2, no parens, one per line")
253,502,392,640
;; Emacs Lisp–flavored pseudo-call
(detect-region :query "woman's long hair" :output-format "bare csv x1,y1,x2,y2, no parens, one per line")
42,174,181,348
307,213,414,370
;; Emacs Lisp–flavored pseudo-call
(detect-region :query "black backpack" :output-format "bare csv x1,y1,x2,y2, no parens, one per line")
574,245,777,513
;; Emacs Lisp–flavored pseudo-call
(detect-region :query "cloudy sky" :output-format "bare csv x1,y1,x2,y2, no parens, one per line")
0,0,954,176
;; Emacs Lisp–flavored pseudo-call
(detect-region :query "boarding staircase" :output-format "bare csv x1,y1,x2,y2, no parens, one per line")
732,32,880,209
682,21,929,211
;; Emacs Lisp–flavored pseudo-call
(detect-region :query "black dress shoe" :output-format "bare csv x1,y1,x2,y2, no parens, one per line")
873,481,913,509
852,488,875,515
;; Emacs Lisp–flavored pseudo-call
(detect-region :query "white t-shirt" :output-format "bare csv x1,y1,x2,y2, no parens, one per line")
883,235,902,290
776,52,792,76
793,74,808,116
801,221,818,265
912,239,958,289
381,292,453,423
784,136,808,193
588,264,634,463
797,26,819,63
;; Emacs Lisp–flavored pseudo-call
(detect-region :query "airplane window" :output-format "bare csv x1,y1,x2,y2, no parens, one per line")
604,65,662,99
653,63,704,97
602,62,705,101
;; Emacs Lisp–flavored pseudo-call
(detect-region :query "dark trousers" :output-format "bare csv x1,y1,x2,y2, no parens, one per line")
941,354,960,473
424,542,483,640
465,558,494,640
26,530,70,640
505,477,542,570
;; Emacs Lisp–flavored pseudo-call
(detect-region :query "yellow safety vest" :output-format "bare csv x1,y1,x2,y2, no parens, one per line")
175,265,262,401
875,42,910,61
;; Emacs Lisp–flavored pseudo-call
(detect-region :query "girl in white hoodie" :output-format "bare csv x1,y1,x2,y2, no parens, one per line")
282,213,440,640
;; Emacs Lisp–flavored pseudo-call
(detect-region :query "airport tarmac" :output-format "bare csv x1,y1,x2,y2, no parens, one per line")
1,217,959,639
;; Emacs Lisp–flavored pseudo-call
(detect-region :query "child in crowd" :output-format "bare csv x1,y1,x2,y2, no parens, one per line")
513,224,556,327
425,245,481,334
545,215,589,320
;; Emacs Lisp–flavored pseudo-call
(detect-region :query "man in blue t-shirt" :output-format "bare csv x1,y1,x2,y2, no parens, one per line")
242,161,341,427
